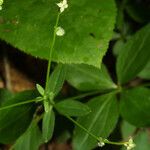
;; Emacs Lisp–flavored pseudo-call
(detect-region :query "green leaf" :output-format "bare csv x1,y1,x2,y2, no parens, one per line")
133,131,150,150
55,99,91,117
0,90,38,144
0,0,116,67
66,64,117,91
120,87,150,127
42,107,55,143
138,61,150,79
117,24,150,84
73,93,119,150
121,121,136,139
36,84,45,96
0,89,13,106
13,121,43,150
47,64,66,97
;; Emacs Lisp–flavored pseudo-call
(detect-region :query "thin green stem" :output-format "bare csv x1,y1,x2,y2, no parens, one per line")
45,12,61,92
60,88,118,102
66,115,129,146
64,91,101,100
104,140,128,146
66,115,99,141
0,98,43,111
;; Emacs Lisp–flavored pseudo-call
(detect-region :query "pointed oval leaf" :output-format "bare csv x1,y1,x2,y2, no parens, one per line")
73,93,119,150
0,0,116,67
120,87,150,127
0,90,38,144
117,24,150,84
47,64,66,96
36,84,45,96
13,121,43,150
66,64,117,91
55,99,91,117
42,108,55,143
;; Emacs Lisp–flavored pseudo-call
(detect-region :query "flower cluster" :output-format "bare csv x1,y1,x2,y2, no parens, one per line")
97,137,105,147
56,26,65,36
0,0,3,10
124,138,136,150
57,0,68,13
55,0,68,37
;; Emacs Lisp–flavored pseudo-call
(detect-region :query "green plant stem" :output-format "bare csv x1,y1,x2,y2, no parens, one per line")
66,115,129,146
65,91,101,100
60,88,118,102
66,115,99,141
0,98,43,111
45,12,61,92
104,140,128,146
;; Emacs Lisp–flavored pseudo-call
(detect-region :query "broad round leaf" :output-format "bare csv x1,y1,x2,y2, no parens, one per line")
0,0,116,67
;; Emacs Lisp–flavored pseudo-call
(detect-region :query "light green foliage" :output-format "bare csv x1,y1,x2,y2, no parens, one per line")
0,0,116,67
73,93,118,150
120,87,150,127
133,131,150,150
0,90,38,144
13,121,43,150
66,64,117,91
42,107,55,143
117,24,150,84
55,99,91,117
36,84,45,96
121,121,136,139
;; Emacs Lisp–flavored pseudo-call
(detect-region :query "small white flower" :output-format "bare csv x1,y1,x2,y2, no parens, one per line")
0,0,3,10
98,137,105,147
56,26,65,36
124,138,136,150
0,0,3,6
98,141,105,147
57,0,68,13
